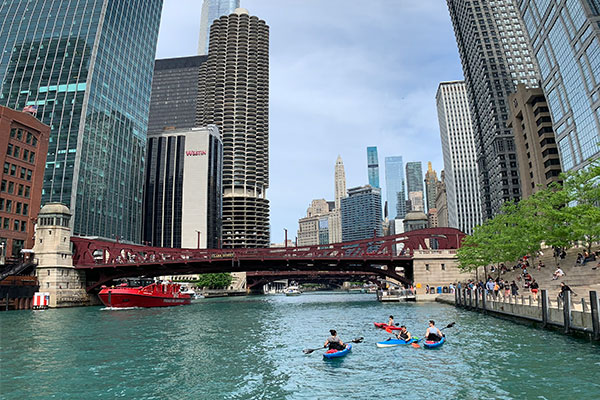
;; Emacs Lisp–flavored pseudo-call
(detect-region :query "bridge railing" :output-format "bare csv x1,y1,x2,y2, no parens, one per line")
71,227,465,268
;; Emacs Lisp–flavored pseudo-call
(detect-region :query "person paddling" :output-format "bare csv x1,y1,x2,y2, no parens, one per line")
387,315,395,327
424,320,443,342
395,325,412,341
324,329,346,351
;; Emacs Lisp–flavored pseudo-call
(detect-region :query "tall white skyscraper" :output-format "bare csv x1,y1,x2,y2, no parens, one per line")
436,81,482,235
198,0,240,55
334,155,347,210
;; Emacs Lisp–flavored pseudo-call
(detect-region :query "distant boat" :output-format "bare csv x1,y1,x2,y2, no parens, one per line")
284,286,301,296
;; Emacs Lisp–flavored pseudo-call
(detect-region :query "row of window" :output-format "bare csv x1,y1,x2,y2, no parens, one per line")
0,217,27,232
38,216,69,227
0,238,24,258
0,180,31,197
6,143,36,164
10,128,39,147
3,162,34,180
0,198,28,215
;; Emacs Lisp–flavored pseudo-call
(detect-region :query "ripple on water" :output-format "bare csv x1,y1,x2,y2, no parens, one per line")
1,293,599,399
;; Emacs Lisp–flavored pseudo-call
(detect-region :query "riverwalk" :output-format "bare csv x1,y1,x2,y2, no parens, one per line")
437,288,600,341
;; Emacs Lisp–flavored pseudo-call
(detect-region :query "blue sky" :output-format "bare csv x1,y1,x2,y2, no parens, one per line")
156,0,465,244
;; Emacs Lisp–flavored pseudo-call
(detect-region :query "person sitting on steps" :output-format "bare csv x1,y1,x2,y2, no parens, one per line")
425,320,443,343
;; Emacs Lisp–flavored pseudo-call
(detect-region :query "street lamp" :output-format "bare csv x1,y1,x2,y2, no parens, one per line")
195,230,201,249
284,228,288,248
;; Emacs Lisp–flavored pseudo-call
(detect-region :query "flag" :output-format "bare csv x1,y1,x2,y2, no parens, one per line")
23,105,38,114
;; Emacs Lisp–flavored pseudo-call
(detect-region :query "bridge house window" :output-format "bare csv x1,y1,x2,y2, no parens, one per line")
425,264,430,271
441,263,446,271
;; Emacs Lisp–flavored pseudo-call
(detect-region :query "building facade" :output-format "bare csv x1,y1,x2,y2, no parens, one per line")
384,156,406,219
508,84,562,198
297,199,332,246
148,56,208,136
405,161,424,211
198,0,240,55
518,0,600,172
436,81,482,235
143,126,222,249
0,0,163,242
446,0,541,219
0,106,49,259
424,162,439,213
367,147,380,188
340,185,382,242
197,8,270,248
436,171,449,228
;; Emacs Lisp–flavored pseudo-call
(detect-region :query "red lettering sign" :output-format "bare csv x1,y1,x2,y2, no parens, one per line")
185,150,207,156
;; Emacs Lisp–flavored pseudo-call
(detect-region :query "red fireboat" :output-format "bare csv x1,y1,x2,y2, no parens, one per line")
98,281,192,308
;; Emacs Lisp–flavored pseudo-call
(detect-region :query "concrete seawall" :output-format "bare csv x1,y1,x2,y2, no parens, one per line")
436,289,600,342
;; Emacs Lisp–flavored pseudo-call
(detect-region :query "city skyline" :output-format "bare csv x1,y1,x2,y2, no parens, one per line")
157,0,458,243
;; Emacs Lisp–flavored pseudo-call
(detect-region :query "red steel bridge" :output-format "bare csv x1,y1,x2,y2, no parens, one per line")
72,227,465,292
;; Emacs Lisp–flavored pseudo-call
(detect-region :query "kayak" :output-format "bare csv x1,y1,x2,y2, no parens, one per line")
373,322,401,331
423,336,445,349
376,337,419,348
323,343,352,359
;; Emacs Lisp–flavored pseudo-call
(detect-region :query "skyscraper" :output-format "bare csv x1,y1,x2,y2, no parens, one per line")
341,185,382,242
424,162,439,213
517,0,600,172
197,8,270,248
405,161,424,211
367,146,380,188
0,0,163,242
437,81,482,235
334,155,347,210
198,0,240,55
446,0,541,219
384,156,406,220
148,56,208,135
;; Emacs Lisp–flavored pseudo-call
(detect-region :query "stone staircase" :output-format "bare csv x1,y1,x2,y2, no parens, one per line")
492,247,600,298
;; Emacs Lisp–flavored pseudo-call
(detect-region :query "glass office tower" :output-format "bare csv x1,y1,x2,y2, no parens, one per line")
367,146,380,188
198,0,240,55
0,0,163,242
384,156,405,219
518,0,600,171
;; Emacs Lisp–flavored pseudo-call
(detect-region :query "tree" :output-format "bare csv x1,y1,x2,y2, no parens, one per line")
194,273,233,289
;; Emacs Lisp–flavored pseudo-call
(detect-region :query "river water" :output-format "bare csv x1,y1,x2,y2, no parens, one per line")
1,293,599,399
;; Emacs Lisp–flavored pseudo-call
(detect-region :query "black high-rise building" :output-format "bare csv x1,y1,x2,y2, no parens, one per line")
147,56,207,135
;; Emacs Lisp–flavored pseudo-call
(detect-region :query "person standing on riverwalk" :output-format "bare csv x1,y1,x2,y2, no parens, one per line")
510,281,519,296
486,278,495,295
530,280,539,299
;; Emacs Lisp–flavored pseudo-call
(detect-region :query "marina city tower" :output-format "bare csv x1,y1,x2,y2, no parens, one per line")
197,8,270,248
0,0,163,242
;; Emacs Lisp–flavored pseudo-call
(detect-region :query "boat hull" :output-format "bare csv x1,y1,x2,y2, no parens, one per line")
98,289,191,308
373,322,401,331
376,337,419,348
423,336,445,349
323,343,352,359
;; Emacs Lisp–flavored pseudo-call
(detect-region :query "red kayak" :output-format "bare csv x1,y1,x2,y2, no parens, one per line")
373,322,401,331
98,282,192,308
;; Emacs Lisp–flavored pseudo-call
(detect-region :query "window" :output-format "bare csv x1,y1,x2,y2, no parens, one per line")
10,128,16,138
2,218,8,229
5,200,11,213
19,167,25,179
20,221,26,232
23,149,29,161
425,264,430,271
15,203,21,214
26,170,32,181
13,220,19,231
16,130,22,140
441,263,446,271
32,137,37,147
13,146,19,158
24,186,30,198
9,164,16,176
17,185,23,196
22,204,28,215
3,163,8,174
26,132,32,145
11,239,24,257
0,199,3,211
7,144,12,155
29,152,35,163
7,181,14,194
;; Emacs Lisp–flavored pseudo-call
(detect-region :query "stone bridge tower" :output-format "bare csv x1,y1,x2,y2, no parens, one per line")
34,203,92,307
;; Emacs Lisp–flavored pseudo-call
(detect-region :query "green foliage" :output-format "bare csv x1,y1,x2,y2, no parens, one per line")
194,273,233,289
457,159,600,271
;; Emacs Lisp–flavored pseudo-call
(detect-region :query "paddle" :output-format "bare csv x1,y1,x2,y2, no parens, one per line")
384,323,400,333
303,337,364,354
411,322,456,348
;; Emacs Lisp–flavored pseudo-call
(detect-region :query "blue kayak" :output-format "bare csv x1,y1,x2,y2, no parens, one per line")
323,343,352,359
423,336,445,349
376,337,419,348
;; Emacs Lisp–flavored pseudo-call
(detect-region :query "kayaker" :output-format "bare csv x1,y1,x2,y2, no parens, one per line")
324,329,346,351
424,320,443,342
395,325,412,341
387,315,395,326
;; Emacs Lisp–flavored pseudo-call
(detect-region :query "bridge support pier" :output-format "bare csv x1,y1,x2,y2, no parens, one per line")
33,204,94,308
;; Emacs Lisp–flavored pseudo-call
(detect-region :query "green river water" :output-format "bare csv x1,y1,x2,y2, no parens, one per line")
1,293,599,399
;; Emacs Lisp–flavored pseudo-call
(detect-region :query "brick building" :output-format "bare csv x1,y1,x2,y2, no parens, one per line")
0,106,49,260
